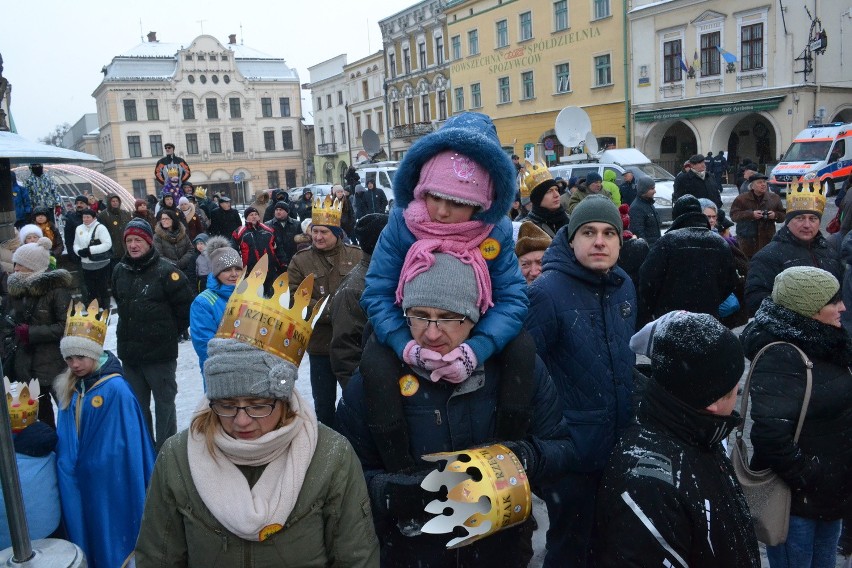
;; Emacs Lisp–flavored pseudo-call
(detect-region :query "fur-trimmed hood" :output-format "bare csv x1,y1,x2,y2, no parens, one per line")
392,112,516,224
155,220,188,244
7,269,73,298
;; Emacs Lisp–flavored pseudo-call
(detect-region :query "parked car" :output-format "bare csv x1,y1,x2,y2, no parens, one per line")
287,184,333,203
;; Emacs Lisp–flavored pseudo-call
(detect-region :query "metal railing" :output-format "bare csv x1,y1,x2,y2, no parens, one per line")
317,143,337,156
390,122,436,139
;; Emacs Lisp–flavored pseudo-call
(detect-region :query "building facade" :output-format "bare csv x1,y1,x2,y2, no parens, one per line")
306,55,350,185
344,51,390,165
93,32,304,201
380,0,452,160
444,0,628,164
62,113,101,162
629,0,852,174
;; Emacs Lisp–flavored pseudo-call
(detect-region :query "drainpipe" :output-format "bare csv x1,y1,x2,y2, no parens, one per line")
623,0,632,147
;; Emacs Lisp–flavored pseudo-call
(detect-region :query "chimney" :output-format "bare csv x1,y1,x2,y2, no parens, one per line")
147,31,158,43
228,34,237,45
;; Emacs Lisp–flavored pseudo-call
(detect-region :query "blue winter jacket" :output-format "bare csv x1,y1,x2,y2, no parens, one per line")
361,207,527,363
189,273,235,386
526,226,637,472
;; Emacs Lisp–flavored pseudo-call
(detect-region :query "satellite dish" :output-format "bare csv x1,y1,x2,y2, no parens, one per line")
362,129,381,157
554,107,592,148
584,131,599,155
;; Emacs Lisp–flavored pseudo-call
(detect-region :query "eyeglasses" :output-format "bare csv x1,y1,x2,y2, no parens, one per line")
209,401,278,418
404,312,467,331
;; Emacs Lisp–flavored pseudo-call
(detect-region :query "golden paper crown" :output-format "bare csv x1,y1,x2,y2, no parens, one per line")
521,161,553,199
214,255,328,366
5,377,39,433
787,172,826,216
194,185,208,199
312,195,343,227
166,164,180,179
64,300,109,347
420,444,532,549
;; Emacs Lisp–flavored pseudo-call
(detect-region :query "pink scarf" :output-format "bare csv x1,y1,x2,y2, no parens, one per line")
396,199,494,314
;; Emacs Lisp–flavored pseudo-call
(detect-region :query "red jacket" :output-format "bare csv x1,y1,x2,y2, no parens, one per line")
232,222,280,272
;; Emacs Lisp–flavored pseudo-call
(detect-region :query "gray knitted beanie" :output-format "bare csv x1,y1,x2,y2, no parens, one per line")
565,194,624,246
772,266,840,317
401,253,481,323
204,337,299,401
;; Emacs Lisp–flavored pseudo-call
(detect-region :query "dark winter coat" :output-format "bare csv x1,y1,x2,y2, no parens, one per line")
729,189,785,255
841,231,852,336
595,381,760,567
741,299,852,520
112,247,194,364
524,205,569,238
232,222,280,273
339,196,356,237
619,178,638,208
262,191,290,223
208,206,242,238
720,236,750,329
637,216,738,326
673,170,723,208
618,236,649,289
153,222,194,273
5,270,73,388
269,216,302,268
62,211,84,264
330,256,369,387
744,226,844,315
354,188,388,219
336,353,573,568
628,196,661,246
294,197,314,222
526,226,637,473
97,198,131,258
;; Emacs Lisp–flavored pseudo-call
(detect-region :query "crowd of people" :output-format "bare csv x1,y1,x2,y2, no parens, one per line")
0,122,850,568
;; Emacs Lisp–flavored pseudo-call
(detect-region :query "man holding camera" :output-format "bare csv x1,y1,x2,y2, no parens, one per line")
729,173,785,259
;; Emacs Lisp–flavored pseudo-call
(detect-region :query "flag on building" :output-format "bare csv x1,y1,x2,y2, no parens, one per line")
680,57,689,72
716,46,738,64
692,50,700,71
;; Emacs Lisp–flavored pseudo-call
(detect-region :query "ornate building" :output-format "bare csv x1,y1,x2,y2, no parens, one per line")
305,55,350,184
344,51,389,165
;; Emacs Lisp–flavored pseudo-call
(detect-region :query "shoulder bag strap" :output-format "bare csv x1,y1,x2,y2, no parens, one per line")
87,222,101,247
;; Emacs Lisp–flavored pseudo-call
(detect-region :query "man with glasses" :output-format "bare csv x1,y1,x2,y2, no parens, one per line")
336,253,572,567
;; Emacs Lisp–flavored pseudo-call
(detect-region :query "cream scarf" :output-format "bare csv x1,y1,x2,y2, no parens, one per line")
187,389,318,541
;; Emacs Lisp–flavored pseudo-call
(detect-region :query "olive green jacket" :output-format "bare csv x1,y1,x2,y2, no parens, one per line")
134,425,379,567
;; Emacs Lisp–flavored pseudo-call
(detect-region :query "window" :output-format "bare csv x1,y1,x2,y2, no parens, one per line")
209,133,222,153
377,111,383,133
355,115,362,135
330,125,336,144
521,71,535,99
182,99,195,119
146,99,159,120
366,114,372,130
316,96,322,110
519,12,533,41
436,36,444,65
338,91,343,105
362,80,369,100
471,83,482,108
282,130,293,150
497,20,509,48
392,102,400,126
468,30,479,55
285,169,297,189
127,135,142,158
741,23,763,71
206,98,218,119
406,98,415,124
267,171,280,188
663,39,683,83
451,35,461,60
498,77,511,104
419,42,427,69
421,94,430,121
340,123,345,144
389,53,397,78
593,0,610,19
556,63,571,92
438,90,447,120
149,134,162,157
326,94,332,108
264,131,276,151
700,32,721,76
124,100,137,121
185,134,199,155
554,0,568,31
232,131,245,153
455,87,465,111
319,127,325,144
131,179,147,199
279,97,291,117
261,97,272,117
594,54,612,86
403,48,411,74
229,97,241,118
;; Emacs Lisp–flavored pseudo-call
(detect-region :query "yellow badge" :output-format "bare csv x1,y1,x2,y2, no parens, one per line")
170,272,180,281
113,220,118,225
479,238,500,260
259,523,283,541
399,374,420,397
91,396,104,408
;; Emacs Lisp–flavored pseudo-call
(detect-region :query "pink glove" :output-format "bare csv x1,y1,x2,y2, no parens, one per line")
403,340,447,371
430,343,477,384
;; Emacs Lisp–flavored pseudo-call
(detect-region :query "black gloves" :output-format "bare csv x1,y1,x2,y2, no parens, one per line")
77,247,91,258
502,440,539,481
369,470,434,536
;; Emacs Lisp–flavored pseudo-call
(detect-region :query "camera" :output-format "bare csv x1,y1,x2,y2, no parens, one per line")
761,210,769,220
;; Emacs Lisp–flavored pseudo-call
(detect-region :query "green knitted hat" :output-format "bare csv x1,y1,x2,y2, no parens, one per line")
565,194,623,246
771,266,840,317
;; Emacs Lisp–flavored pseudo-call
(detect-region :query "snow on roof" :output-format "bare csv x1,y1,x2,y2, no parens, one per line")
103,58,177,80
236,60,299,81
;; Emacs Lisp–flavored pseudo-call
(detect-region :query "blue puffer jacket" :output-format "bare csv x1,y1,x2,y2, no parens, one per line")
526,226,637,472
189,273,235,386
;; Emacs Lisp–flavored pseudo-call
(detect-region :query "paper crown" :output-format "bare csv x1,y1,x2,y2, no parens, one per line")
420,443,532,549
787,172,826,215
166,164,181,179
64,300,109,347
194,185,207,199
312,195,343,227
214,255,327,366
4,378,39,433
521,161,553,199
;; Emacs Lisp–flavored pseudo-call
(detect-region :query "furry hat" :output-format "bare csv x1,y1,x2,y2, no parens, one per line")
205,236,243,276
515,221,552,257
393,112,516,224
60,335,103,361
18,224,44,244
12,238,52,274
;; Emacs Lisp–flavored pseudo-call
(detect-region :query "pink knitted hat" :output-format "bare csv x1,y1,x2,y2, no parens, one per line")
412,150,494,210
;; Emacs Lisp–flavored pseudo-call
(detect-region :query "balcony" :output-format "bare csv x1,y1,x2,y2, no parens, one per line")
317,143,337,156
391,122,435,139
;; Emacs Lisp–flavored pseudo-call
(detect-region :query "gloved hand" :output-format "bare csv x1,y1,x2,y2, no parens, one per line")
403,340,446,371
14,324,29,346
502,440,539,481
369,470,433,536
430,343,477,383
77,247,91,258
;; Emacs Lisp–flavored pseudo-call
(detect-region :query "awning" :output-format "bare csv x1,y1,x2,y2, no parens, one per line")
0,131,102,164
634,96,786,123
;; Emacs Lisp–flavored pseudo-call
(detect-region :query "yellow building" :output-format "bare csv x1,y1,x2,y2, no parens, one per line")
444,0,627,163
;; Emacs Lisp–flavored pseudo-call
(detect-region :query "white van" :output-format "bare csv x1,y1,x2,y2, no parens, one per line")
769,123,852,195
356,161,398,207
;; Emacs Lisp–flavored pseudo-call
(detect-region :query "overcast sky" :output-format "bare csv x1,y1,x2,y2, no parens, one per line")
1,0,406,141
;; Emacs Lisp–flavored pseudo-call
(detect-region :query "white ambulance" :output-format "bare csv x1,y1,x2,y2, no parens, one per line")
769,122,852,195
